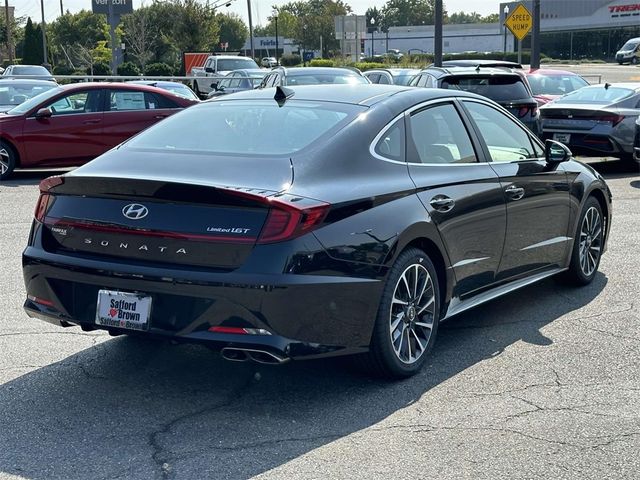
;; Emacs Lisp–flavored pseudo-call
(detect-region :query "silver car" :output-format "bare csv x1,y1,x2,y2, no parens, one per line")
540,83,640,161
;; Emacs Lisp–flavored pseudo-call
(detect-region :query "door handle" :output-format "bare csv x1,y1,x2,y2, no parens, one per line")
429,195,455,212
83,119,101,125
505,185,525,200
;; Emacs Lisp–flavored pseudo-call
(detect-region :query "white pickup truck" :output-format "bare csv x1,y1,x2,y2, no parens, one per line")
191,55,260,96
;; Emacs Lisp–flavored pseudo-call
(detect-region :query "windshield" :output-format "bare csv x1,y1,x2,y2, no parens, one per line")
126,100,365,156
620,41,639,51
10,66,50,76
527,74,589,96
553,86,634,104
217,58,259,71
287,74,368,85
0,82,57,106
394,75,416,86
163,84,199,100
441,76,530,101
6,86,63,115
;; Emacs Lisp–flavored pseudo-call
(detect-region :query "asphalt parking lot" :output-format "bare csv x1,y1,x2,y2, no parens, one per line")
1,63,640,480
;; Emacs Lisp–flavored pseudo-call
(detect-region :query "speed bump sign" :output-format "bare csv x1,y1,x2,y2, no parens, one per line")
504,4,533,41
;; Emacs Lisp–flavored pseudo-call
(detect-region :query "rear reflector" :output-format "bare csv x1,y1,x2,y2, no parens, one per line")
27,295,55,307
209,326,271,335
34,194,51,222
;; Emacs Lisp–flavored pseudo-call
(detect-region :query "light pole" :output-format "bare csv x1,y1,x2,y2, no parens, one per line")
302,23,307,66
274,16,279,63
246,0,254,60
39,0,49,67
503,5,509,57
370,17,375,57
434,0,442,66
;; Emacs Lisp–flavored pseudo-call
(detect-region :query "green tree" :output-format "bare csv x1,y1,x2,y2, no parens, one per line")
380,0,442,29
23,18,44,65
216,13,248,51
447,11,483,24
273,0,351,57
255,11,298,38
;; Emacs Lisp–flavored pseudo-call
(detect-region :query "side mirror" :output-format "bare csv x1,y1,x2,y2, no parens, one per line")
545,139,571,163
205,67,214,73
35,107,53,119
210,82,218,90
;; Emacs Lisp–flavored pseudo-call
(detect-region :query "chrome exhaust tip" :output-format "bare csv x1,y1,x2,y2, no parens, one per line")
221,347,250,362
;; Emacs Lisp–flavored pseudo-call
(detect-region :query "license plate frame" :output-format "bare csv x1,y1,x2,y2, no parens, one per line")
95,290,152,332
553,133,571,143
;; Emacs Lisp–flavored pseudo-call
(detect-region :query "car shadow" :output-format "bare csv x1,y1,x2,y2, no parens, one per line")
0,273,607,479
582,157,640,178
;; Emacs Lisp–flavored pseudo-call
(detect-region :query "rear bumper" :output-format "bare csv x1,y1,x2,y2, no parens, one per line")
541,131,629,157
23,248,383,360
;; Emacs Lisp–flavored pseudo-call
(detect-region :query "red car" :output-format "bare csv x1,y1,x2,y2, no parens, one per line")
0,82,197,179
525,68,589,106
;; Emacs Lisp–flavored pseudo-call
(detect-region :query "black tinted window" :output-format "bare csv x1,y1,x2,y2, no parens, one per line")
374,119,404,161
464,101,536,162
409,103,477,164
442,76,530,101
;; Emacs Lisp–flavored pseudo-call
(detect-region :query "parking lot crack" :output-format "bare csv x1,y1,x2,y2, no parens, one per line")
147,375,257,479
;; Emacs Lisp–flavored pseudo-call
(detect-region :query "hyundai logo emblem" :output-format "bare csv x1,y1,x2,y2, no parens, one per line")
122,203,149,220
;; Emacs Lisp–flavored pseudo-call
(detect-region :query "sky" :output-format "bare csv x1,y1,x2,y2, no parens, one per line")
16,0,499,26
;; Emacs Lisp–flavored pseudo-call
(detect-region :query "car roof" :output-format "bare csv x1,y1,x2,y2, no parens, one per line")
527,69,581,76
60,82,177,92
211,84,482,106
366,68,420,76
281,67,362,76
581,82,640,91
128,80,188,87
424,66,522,77
0,78,57,85
441,59,523,69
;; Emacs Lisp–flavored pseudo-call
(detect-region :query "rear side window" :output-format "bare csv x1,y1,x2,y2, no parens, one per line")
442,76,530,101
126,100,365,156
374,119,404,161
408,103,477,164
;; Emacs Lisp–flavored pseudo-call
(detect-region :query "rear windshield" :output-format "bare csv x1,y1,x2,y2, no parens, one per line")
0,82,57,105
9,66,50,75
126,100,365,156
553,86,634,104
527,74,589,96
216,58,259,71
394,75,416,86
287,74,369,85
441,76,530,101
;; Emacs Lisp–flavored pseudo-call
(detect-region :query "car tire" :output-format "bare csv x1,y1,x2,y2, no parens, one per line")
357,248,440,379
0,141,17,181
633,57,639,65
561,196,604,286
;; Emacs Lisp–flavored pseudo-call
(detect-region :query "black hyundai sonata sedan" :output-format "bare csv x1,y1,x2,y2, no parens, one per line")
23,85,612,378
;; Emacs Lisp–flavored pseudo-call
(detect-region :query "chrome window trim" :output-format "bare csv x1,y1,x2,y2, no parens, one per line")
369,97,490,167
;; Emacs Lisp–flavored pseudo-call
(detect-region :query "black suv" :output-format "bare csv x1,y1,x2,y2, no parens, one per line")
410,66,540,136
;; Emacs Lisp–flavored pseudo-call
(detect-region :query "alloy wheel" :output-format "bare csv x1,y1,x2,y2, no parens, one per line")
0,147,10,176
389,263,435,364
579,206,602,277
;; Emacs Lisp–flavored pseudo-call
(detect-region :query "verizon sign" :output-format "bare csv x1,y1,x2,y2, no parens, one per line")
92,0,133,15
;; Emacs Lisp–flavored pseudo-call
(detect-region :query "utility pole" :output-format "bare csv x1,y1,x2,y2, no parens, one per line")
40,0,49,67
274,16,279,63
434,0,443,66
246,0,254,60
4,0,13,63
60,0,63,16
530,0,541,69
108,0,116,74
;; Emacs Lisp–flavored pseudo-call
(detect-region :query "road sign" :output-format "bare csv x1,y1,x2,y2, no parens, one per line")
92,0,133,15
504,3,532,41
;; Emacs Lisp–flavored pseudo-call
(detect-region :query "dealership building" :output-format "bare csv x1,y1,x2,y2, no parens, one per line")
359,0,640,59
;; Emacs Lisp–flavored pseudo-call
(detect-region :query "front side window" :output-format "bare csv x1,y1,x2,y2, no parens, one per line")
408,103,477,164
47,91,96,115
464,101,536,162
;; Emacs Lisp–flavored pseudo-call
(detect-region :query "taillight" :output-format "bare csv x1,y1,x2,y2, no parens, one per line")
258,200,330,244
597,114,624,126
517,106,535,118
39,175,64,192
34,194,50,222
